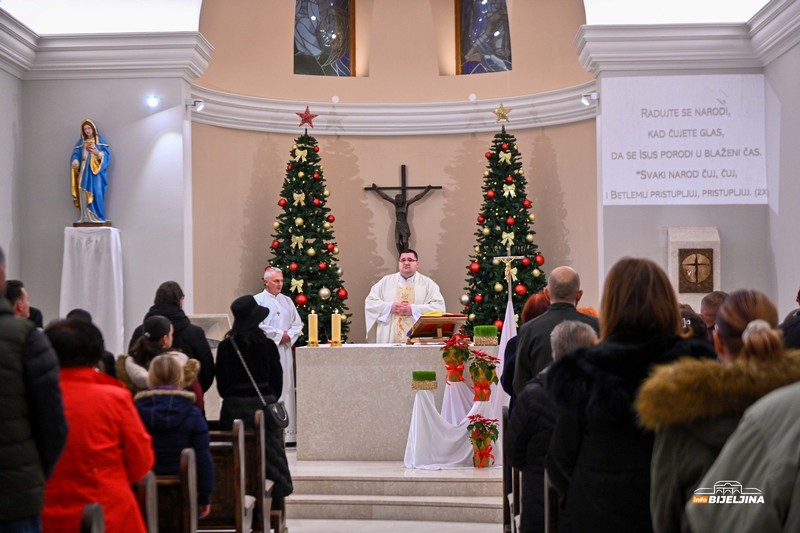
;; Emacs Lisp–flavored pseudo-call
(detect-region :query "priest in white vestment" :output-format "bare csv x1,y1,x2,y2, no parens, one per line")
254,267,303,444
365,249,446,343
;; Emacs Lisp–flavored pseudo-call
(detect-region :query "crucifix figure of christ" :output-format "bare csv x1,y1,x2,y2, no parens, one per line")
494,243,525,298
366,164,442,255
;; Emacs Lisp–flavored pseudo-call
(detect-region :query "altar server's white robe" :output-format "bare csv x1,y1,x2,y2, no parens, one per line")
364,273,445,343
254,290,303,442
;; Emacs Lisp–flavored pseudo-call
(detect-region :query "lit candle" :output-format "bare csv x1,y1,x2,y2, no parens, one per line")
308,312,318,345
331,312,341,344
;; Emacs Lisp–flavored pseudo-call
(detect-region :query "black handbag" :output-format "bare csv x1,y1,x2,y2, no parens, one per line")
230,337,289,430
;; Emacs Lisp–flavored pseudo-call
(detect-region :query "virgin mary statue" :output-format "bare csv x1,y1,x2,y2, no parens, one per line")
71,119,111,223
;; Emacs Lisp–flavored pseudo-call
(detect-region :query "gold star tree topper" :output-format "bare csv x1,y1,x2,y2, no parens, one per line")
492,103,511,123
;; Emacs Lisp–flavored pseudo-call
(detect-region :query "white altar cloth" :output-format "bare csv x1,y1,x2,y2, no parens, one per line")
440,380,473,424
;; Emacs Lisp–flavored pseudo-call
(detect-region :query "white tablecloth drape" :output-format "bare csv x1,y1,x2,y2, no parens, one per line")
440,380,473,424
59,227,124,356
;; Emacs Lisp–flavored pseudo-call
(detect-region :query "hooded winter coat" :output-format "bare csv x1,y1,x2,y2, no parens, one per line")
545,332,714,533
635,349,800,533
135,388,214,505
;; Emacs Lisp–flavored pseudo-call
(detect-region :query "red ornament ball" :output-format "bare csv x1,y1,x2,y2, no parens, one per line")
278,198,287,207
271,240,280,249
337,288,348,300
326,243,335,252
313,172,320,179
523,199,532,208
494,319,504,329
506,217,515,225
474,294,484,303
514,284,527,296
313,146,320,153
485,151,492,159
477,215,485,223
318,262,327,271
327,215,335,223
289,262,298,271
486,190,496,199
535,254,545,266
312,198,321,206
521,257,531,266
506,175,514,183
469,262,481,274
287,164,292,170
501,143,509,150
295,294,308,306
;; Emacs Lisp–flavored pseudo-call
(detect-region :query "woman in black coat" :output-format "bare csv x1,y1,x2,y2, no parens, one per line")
545,257,714,533
216,295,292,498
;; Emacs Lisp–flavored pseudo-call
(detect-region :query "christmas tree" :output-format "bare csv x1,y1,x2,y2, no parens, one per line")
269,129,350,344
462,126,546,335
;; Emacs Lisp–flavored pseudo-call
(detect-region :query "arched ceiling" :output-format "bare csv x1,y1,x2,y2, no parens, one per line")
0,0,772,35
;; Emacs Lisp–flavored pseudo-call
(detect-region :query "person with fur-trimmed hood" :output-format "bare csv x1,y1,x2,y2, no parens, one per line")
636,289,800,533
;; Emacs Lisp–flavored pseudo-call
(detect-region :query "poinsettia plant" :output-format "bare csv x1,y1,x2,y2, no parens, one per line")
441,333,471,362
468,349,500,384
467,414,499,448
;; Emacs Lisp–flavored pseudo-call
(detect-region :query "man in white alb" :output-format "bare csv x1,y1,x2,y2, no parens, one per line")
254,267,303,445
365,249,445,343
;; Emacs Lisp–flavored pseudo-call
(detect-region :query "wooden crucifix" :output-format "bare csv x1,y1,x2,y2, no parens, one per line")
365,164,442,255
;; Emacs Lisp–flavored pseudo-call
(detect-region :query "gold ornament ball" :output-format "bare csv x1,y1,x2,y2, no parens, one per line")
294,217,304,226
484,170,490,177
272,221,280,229
323,221,331,229
306,248,317,257
318,287,331,300
474,245,480,253
332,246,340,255
460,294,470,305
529,213,536,222
323,189,330,197
298,171,305,178
482,227,490,236
468,313,476,321
494,282,504,293
520,169,524,175
492,258,501,266
526,233,535,243
533,268,541,278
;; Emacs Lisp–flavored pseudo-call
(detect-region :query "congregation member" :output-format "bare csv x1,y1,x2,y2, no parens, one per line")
512,266,598,396
507,320,597,533
686,380,800,532
679,305,708,341
637,289,800,533
42,318,154,533
545,257,714,533
5,279,30,320
0,247,67,532
129,281,215,392
700,290,728,343
120,315,204,412
365,249,445,343
216,295,293,499
136,354,214,519
780,286,800,349
66,308,117,378
255,267,303,445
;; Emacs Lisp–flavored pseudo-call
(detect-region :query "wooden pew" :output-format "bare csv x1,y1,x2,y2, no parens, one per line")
250,410,276,533
156,448,199,533
201,419,255,533
502,405,522,533
134,470,158,533
80,502,104,533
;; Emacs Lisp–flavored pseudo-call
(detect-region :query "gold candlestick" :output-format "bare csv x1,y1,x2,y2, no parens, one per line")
331,312,342,347
307,312,319,347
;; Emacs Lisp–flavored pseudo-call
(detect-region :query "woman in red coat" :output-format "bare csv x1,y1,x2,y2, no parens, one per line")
42,319,154,533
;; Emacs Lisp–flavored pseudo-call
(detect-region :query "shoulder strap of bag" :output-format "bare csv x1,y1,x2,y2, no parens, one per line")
230,336,267,407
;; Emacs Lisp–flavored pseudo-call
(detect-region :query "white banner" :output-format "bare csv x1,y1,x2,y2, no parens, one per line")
601,74,767,205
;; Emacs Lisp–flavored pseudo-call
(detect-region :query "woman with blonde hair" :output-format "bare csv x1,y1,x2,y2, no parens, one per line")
636,289,800,533
545,257,714,533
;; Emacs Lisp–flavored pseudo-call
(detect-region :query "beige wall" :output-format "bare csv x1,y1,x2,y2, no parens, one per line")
192,0,598,340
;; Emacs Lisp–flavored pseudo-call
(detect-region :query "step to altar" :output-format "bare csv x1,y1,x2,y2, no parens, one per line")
286,451,503,524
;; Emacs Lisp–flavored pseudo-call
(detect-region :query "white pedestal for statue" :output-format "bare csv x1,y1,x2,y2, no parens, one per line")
295,343,498,461
668,227,721,311
59,227,124,356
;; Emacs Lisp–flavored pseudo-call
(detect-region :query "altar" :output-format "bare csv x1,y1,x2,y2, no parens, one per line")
295,343,500,461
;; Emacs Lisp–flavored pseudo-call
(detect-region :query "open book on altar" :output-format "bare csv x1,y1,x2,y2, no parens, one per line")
407,314,468,344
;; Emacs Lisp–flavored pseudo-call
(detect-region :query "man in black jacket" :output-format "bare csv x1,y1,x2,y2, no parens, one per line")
0,246,68,531
513,266,599,395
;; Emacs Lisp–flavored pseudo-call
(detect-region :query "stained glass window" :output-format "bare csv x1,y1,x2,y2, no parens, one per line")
294,0,354,77
457,0,512,74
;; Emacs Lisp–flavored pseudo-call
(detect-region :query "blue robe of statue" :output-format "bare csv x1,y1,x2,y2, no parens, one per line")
71,119,110,222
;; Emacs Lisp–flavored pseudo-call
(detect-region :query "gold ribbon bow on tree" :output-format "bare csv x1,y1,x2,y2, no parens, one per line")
506,266,518,282
501,232,515,246
293,148,308,162
290,278,304,293
502,184,516,197
290,235,305,249
293,192,305,206
498,151,512,164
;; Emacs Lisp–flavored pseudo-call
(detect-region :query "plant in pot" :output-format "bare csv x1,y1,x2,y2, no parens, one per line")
468,349,500,401
441,333,471,382
467,414,499,468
